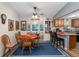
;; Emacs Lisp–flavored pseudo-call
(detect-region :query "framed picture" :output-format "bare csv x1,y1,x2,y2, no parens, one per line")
45,21,50,33
15,21,19,30
45,21,50,27
1,13,7,24
21,21,26,31
8,19,14,31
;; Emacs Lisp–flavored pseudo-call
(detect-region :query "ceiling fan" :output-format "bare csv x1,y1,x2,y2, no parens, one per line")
31,6,45,20
33,6,44,16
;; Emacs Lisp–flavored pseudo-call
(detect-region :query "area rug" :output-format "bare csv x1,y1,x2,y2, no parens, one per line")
11,42,64,56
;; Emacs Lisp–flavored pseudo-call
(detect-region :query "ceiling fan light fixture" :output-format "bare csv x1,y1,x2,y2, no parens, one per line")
32,15,39,19
34,15,38,19
31,6,39,20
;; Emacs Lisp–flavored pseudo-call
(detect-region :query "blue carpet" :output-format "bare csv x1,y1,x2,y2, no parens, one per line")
12,42,63,56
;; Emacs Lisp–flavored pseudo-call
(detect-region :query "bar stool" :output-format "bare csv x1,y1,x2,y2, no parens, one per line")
53,32,61,47
49,31,55,45
59,38,64,48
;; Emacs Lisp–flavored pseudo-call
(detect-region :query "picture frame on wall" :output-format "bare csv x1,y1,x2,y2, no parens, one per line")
45,21,50,33
1,13,7,24
15,21,19,30
8,19,14,31
21,21,27,31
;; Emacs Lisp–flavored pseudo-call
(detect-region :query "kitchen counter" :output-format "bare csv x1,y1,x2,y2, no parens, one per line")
57,32,77,36
64,32,76,35
57,32,77,50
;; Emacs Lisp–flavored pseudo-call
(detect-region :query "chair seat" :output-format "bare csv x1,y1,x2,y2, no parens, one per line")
23,42,31,47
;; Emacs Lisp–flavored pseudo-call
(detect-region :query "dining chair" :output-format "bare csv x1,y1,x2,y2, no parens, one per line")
59,38,64,48
1,34,14,56
33,33,40,47
22,36,32,53
49,30,55,45
39,33,43,42
54,32,65,48
15,33,21,44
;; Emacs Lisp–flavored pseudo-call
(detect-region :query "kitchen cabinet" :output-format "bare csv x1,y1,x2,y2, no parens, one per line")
71,18,79,28
76,33,79,42
53,19,64,27
69,35,77,49
58,33,77,50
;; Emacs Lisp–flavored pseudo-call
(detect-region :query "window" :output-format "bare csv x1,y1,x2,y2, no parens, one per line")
40,24,44,31
32,24,38,31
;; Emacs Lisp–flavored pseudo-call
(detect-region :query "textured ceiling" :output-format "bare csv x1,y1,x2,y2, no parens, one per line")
5,2,67,19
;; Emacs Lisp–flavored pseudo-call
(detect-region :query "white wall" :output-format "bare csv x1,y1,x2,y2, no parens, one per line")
0,3,19,56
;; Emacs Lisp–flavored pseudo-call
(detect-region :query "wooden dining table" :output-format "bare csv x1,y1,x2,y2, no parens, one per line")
17,33,39,42
17,33,39,53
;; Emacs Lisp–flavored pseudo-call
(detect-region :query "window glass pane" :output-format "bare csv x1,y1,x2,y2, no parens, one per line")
32,24,38,31
36,24,38,31
40,24,44,31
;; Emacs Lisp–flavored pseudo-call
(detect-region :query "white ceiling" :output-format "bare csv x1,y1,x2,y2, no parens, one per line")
5,2,67,19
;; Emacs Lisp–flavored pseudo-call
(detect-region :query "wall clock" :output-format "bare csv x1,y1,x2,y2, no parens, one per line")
1,13,7,24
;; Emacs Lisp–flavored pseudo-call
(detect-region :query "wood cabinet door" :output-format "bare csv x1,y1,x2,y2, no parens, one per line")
61,19,64,26
54,19,64,27
69,35,77,49
71,18,79,28
59,20,61,26
54,19,59,27
55,20,59,26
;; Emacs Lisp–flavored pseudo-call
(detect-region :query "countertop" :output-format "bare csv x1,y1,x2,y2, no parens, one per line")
64,32,77,35
57,32,77,36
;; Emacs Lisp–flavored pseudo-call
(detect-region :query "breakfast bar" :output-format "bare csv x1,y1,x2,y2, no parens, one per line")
58,32,77,50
